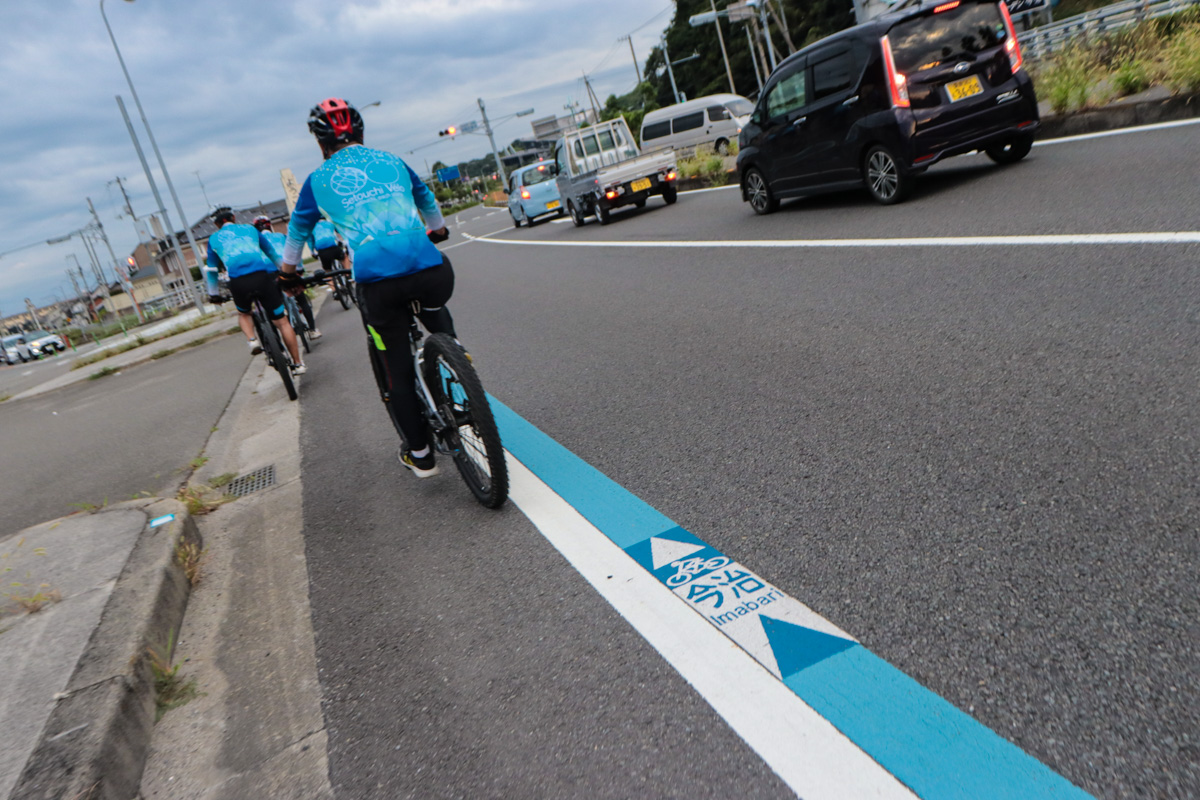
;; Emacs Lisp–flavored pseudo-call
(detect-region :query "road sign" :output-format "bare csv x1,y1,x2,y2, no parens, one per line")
436,165,461,183
459,120,480,134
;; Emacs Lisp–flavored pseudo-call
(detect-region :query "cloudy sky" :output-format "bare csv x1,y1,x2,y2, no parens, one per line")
0,0,674,316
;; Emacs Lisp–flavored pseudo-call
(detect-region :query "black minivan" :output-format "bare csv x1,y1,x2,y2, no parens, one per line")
737,0,1038,212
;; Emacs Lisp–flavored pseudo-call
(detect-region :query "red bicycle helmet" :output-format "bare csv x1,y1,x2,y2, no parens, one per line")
252,215,272,232
308,98,364,148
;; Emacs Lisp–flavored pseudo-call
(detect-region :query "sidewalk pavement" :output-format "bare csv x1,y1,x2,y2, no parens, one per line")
11,311,241,403
0,499,198,800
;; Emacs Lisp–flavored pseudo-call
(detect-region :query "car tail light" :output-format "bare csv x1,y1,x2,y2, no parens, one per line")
999,1,1023,73
520,189,531,199
881,35,910,108
933,0,960,11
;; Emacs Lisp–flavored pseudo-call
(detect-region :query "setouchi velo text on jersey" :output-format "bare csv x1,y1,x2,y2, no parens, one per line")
283,144,445,284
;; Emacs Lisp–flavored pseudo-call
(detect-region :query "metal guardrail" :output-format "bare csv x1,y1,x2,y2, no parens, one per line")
1018,0,1200,60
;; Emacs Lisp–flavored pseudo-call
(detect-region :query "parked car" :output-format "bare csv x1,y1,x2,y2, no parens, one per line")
552,117,679,227
2,333,33,364
640,94,755,156
737,0,1038,213
507,161,564,227
25,330,66,357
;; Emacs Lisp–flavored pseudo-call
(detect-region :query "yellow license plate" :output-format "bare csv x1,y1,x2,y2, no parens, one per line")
631,177,652,193
946,75,983,103
545,200,560,210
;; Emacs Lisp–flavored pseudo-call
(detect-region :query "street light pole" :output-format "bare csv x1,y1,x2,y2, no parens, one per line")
661,35,682,105
101,0,205,312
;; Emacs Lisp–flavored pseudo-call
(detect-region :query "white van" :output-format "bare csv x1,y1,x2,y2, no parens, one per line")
639,94,756,155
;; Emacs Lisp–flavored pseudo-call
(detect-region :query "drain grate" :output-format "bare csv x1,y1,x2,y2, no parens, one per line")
225,465,276,498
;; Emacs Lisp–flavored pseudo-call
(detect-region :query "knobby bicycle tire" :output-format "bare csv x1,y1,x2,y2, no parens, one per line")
422,333,507,508
337,274,352,310
260,309,297,401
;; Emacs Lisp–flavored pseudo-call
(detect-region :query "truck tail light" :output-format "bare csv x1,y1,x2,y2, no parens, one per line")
999,2,1023,73
881,35,910,108
665,171,677,181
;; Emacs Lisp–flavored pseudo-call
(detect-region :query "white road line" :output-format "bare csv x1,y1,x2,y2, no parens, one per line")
506,455,918,800
1034,116,1200,146
463,230,1200,248
681,184,741,195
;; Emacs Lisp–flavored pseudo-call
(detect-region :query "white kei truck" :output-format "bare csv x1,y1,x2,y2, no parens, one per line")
550,117,679,227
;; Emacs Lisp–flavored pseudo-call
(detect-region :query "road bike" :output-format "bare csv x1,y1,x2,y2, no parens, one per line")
321,263,508,508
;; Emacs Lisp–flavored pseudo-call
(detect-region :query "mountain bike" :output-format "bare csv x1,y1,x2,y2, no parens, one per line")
239,286,299,402
331,265,356,310
319,264,508,508
283,291,312,355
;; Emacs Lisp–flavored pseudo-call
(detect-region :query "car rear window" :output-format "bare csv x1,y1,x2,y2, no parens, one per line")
522,165,554,186
888,2,1007,72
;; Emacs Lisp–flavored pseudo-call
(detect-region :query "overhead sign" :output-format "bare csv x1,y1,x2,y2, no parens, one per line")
458,120,480,134
436,165,461,183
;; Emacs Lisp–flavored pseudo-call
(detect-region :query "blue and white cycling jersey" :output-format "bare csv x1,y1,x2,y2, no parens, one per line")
204,223,275,294
307,220,338,252
259,230,288,269
284,145,445,284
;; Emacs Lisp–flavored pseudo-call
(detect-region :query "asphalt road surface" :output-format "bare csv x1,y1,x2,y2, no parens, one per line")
300,122,1198,799
0,335,247,538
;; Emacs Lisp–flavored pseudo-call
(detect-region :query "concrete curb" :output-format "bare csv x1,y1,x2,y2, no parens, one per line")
1038,91,1200,139
11,499,199,800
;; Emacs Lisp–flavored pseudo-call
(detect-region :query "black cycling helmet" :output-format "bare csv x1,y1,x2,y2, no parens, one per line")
252,215,272,232
308,98,364,150
211,206,235,226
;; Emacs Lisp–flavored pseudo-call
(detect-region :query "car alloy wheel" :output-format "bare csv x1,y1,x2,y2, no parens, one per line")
864,145,909,205
744,168,777,215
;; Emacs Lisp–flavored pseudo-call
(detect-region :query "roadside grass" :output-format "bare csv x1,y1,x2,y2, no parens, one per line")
88,366,119,381
176,483,232,516
70,313,222,371
677,152,736,187
147,630,200,721
1031,8,1200,113
69,498,109,514
1,538,61,616
0,393,11,403
175,538,208,588
209,472,237,488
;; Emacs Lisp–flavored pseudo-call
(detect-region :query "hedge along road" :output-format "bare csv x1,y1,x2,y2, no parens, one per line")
299,120,1198,799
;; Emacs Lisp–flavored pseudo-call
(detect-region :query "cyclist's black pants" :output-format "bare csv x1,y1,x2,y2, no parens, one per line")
316,244,345,271
358,257,457,452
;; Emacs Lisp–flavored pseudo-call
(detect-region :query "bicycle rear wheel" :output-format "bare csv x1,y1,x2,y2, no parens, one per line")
262,313,297,401
422,333,507,508
337,274,352,310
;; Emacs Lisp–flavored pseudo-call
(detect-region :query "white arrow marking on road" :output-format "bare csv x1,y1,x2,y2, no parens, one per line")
650,536,705,569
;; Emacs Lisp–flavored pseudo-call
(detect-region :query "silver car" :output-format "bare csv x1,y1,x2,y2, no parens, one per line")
2,333,33,364
25,330,66,358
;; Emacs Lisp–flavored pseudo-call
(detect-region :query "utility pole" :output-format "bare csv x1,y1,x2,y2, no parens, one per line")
115,95,202,311
582,73,602,120
66,268,89,323
661,35,682,104
711,0,737,94
478,97,508,188
620,35,643,84
86,196,142,323
758,3,778,70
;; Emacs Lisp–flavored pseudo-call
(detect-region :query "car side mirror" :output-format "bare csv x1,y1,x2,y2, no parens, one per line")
750,110,762,126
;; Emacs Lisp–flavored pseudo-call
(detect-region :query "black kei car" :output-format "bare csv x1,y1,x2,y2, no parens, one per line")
737,0,1039,212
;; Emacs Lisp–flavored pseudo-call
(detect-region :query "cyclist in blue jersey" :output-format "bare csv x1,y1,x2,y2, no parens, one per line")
279,98,453,477
205,207,306,375
307,218,346,273
255,215,320,339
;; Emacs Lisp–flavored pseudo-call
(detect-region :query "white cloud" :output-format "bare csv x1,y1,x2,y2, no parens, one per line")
0,0,670,315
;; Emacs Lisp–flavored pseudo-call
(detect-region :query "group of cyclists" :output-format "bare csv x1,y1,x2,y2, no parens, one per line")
203,97,457,478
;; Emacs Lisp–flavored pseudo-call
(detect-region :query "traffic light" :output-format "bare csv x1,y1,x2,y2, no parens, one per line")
438,126,457,137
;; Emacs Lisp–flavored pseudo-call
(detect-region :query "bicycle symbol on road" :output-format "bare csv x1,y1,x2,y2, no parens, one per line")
665,556,731,587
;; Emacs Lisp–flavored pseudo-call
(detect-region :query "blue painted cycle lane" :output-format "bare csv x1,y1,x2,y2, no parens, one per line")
490,397,1093,800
